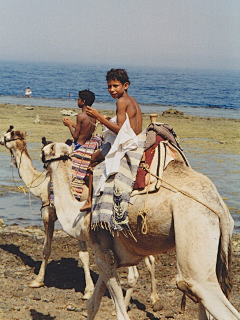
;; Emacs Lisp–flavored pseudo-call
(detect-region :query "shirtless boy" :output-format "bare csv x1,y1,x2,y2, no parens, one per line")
81,68,142,211
63,89,96,150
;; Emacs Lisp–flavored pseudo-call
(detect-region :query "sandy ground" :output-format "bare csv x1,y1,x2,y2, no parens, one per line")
0,226,239,320
0,103,240,157
0,103,240,319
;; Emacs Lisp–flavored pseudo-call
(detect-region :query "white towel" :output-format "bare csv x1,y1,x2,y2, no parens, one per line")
95,114,138,195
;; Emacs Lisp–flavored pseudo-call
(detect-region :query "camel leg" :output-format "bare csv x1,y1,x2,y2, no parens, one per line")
91,229,130,320
124,266,139,308
173,206,240,320
125,256,162,311
29,206,57,288
78,240,95,300
144,255,162,311
198,303,214,320
87,275,107,320
88,256,130,320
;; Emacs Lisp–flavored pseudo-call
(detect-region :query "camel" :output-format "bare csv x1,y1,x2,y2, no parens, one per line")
0,128,94,299
41,141,240,320
0,128,160,308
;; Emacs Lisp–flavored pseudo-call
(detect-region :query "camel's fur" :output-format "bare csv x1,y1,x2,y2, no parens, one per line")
41,141,240,320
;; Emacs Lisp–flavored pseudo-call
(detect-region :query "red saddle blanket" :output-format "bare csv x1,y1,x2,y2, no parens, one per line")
133,135,164,190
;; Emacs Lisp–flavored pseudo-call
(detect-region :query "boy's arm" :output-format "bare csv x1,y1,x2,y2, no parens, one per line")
63,117,76,128
63,115,81,139
86,101,127,134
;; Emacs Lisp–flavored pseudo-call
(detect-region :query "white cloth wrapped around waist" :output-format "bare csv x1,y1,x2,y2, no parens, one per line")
95,114,138,195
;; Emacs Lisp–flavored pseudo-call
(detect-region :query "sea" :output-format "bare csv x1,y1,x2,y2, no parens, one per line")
0,60,240,232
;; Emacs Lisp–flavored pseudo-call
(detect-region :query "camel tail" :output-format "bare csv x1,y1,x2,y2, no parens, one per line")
216,231,233,299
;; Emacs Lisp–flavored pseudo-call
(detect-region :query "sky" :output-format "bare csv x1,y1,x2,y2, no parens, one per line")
1,0,240,70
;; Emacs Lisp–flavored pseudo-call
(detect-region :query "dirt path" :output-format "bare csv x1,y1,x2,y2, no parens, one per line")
0,226,239,320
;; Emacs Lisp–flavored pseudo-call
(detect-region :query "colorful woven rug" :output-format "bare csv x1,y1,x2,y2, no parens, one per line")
91,130,146,236
71,136,102,201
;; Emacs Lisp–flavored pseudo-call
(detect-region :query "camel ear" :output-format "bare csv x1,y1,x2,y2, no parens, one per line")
7,125,14,133
50,143,56,156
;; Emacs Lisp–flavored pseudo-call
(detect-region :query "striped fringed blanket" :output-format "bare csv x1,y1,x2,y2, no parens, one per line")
91,130,146,237
71,136,102,201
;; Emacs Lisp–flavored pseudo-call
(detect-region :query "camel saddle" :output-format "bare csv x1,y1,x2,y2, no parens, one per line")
131,123,189,200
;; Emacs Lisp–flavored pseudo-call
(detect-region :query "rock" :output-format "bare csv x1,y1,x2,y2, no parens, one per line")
162,108,183,116
60,109,78,116
32,292,41,301
153,300,164,312
66,305,75,311
33,115,40,123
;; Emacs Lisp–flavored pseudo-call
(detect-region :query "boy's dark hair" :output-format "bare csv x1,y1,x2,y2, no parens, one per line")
106,68,131,85
78,89,95,106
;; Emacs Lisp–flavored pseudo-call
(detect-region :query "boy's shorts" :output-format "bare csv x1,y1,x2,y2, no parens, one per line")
100,142,111,157
73,141,82,151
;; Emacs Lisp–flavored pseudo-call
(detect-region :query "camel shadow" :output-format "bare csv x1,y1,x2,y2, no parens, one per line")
30,309,56,320
0,243,99,294
128,298,158,320
0,244,155,312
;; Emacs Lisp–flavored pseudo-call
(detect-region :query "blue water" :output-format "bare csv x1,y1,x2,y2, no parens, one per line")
1,60,240,112
0,60,240,232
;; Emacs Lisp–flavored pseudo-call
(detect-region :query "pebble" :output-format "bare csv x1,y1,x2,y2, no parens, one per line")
32,292,41,301
18,284,26,290
66,305,75,311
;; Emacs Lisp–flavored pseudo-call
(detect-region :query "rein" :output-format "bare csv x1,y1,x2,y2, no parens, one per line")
141,162,221,219
4,137,25,144
42,154,71,166
5,134,50,215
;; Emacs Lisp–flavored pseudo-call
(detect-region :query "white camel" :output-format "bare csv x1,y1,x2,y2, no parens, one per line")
0,128,160,308
0,128,94,299
41,141,240,320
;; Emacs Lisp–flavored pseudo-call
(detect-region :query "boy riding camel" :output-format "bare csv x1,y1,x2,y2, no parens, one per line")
63,89,97,150
81,68,142,212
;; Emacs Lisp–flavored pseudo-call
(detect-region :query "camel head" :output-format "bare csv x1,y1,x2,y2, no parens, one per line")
42,137,53,147
1,128,26,150
41,142,73,170
1,128,28,168
0,126,14,145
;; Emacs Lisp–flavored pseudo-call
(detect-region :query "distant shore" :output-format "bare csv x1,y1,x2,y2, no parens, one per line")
1,103,239,155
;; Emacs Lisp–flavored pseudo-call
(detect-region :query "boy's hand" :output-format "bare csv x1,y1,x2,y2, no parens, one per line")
86,107,100,120
63,117,75,127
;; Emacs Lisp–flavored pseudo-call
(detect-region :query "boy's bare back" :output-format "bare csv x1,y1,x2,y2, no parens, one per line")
74,113,96,145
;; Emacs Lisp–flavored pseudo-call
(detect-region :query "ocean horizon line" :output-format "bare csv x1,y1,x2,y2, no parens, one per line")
0,94,239,110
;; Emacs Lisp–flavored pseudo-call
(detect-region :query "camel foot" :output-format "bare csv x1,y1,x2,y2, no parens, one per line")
28,280,45,288
80,202,92,212
82,291,93,300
